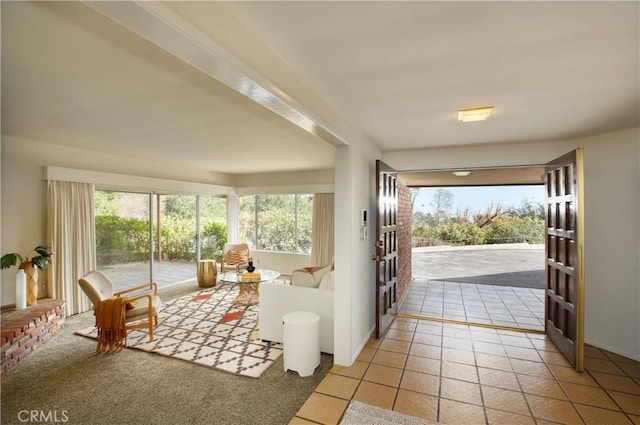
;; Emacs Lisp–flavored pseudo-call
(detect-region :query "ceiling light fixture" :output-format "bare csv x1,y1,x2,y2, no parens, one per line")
457,106,494,122
452,171,471,177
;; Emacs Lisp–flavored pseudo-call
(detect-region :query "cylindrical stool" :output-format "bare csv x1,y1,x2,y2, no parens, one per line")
197,260,217,288
282,311,320,377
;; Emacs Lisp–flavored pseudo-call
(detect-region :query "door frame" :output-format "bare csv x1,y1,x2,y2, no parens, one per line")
394,159,585,370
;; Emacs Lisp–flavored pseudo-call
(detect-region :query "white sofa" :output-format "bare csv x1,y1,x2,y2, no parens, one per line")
258,272,335,354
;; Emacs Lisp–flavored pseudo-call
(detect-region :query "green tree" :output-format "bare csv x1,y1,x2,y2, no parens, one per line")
485,216,545,244
200,196,227,223
158,215,196,260
412,224,438,247
239,194,312,253
506,198,545,219
163,195,196,219
435,222,487,245
412,210,435,227
473,203,504,229
430,189,454,226
96,215,150,264
201,221,227,260
95,191,119,216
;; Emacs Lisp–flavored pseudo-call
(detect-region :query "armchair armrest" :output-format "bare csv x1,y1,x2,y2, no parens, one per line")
114,282,158,296
290,265,331,288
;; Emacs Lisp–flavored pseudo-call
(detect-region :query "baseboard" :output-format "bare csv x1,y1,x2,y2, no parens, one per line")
349,326,375,366
585,338,640,362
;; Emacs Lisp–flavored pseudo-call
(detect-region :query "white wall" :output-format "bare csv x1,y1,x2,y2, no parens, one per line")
333,146,353,366
581,129,639,360
384,127,640,361
333,144,380,366
1,138,50,303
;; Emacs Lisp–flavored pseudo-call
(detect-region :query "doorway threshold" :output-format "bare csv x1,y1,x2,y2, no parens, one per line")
395,312,545,334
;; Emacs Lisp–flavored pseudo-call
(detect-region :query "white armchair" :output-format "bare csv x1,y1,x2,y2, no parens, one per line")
290,264,332,288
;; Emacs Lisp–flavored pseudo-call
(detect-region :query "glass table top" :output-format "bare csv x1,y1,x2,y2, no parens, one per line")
218,269,280,284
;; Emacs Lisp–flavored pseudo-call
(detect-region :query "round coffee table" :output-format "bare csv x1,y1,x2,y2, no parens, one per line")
218,269,281,306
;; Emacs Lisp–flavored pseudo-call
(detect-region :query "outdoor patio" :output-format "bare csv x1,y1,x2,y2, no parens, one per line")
401,244,545,331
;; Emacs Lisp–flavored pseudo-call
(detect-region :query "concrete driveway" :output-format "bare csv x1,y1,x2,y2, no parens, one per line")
412,243,545,289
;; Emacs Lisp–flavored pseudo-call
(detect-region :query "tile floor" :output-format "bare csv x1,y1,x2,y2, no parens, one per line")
291,317,640,424
399,280,545,331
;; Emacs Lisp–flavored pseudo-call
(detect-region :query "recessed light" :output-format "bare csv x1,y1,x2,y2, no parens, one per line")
457,106,494,122
452,171,471,177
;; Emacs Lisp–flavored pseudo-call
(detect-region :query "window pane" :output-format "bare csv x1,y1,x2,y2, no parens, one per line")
258,194,296,252
239,194,313,254
296,194,313,254
239,195,256,248
95,190,150,290
158,194,197,262
200,196,227,260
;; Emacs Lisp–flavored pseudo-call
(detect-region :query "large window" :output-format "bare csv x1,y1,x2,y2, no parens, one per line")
239,194,312,253
95,190,226,290
198,195,228,260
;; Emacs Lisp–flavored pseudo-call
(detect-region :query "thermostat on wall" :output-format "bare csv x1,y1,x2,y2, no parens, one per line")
361,209,367,226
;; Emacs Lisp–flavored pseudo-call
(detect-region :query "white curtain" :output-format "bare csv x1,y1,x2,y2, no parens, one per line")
311,193,335,266
46,181,96,316
227,194,240,243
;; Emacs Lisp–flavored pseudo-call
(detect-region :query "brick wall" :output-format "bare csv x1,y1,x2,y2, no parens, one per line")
1,299,66,375
397,181,413,302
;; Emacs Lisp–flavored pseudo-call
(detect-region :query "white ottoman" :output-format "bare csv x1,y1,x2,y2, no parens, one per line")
282,311,320,377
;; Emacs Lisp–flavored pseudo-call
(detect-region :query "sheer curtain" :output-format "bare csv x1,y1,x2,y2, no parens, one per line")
227,194,240,243
311,193,335,266
47,181,96,316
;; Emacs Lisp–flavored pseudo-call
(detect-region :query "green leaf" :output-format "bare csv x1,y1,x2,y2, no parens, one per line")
34,246,53,257
1,253,23,269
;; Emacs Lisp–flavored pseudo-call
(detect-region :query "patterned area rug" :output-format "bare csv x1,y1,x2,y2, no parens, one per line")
75,285,282,378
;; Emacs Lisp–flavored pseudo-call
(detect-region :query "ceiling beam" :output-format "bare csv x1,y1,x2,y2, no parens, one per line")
83,1,348,147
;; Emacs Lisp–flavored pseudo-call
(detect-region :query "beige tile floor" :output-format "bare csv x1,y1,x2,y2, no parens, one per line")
399,280,545,331
291,317,640,425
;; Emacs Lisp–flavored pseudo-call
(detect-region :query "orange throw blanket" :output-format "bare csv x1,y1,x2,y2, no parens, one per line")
95,297,129,353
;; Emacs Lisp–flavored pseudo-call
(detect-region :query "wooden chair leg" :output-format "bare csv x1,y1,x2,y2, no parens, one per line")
147,310,154,342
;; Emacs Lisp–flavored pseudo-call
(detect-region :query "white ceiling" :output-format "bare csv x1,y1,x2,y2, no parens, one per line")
2,1,638,177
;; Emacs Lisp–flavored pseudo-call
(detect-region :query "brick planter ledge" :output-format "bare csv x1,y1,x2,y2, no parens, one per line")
1,299,66,375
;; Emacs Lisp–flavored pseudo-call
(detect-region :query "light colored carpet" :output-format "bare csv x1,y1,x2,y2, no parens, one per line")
339,401,441,425
76,284,282,378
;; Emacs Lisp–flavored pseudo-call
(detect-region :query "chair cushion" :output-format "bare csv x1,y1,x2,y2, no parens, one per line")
125,295,162,320
78,271,115,306
318,271,335,291
291,264,331,288
227,249,249,265
290,270,321,288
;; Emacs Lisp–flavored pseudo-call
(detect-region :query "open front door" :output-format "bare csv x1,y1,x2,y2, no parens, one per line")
545,148,585,371
373,160,398,339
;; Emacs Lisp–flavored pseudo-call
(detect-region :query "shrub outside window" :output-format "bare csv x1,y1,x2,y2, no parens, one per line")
239,194,312,254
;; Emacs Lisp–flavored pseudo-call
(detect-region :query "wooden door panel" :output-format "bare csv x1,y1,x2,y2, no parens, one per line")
545,149,584,371
375,160,398,339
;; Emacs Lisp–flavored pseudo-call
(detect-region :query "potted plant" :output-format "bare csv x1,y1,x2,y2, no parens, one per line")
1,246,53,305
